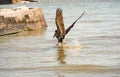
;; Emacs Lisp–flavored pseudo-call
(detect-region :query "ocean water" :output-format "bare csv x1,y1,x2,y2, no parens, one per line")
0,0,120,77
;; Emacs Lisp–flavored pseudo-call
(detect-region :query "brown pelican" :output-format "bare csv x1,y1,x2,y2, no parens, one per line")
53,8,85,46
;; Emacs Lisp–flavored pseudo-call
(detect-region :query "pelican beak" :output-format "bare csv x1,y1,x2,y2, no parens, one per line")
53,32,56,38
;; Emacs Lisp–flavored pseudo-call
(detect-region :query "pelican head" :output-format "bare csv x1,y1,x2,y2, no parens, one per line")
53,30,57,38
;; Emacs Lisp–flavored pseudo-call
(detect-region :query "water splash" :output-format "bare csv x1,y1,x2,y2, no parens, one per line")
57,38,83,50
69,38,82,49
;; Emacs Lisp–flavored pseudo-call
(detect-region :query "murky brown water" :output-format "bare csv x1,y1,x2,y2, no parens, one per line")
0,0,120,77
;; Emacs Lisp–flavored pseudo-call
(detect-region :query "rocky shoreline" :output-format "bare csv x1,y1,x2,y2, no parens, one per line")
0,5,47,36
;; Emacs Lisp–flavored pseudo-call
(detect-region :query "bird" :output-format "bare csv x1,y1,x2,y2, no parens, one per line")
53,8,85,46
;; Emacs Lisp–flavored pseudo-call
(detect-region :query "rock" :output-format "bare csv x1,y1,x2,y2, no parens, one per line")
0,6,47,36
12,0,38,4
17,1,31,4
0,0,12,4
0,0,38,4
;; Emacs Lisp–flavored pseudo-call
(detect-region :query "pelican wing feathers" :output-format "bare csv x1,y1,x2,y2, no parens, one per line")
65,11,85,35
55,8,65,36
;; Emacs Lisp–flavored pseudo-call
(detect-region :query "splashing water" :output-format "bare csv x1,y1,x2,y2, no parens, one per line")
57,38,83,49
69,38,83,49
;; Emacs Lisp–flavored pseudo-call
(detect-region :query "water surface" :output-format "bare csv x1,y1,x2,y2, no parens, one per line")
0,0,120,77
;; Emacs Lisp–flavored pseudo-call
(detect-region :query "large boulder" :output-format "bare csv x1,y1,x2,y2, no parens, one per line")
0,6,47,36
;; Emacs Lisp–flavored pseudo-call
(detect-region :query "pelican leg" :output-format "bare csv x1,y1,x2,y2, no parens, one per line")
56,41,59,46
61,41,64,46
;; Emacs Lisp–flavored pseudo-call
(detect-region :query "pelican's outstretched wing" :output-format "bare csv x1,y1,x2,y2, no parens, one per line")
65,11,85,35
55,8,65,36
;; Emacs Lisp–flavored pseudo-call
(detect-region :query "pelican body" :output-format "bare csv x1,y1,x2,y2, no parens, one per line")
53,8,84,46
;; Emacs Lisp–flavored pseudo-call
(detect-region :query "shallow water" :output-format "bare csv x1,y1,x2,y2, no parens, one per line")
0,0,120,77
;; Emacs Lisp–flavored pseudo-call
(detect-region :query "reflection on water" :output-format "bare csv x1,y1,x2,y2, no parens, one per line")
0,0,120,77
57,47,66,64
18,27,46,36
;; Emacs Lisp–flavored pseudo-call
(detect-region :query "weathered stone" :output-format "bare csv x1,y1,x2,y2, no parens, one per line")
0,6,47,36
0,0,12,4
12,0,38,4
0,0,37,4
